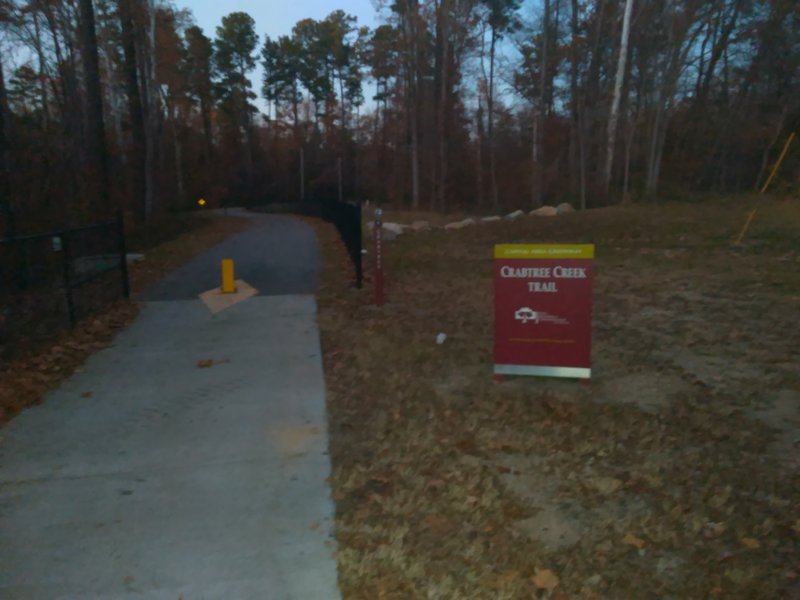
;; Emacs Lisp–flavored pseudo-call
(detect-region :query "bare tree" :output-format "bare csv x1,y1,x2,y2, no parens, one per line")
603,0,633,196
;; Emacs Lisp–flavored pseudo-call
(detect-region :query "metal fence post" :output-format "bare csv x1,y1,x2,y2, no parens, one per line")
60,233,76,327
117,211,130,299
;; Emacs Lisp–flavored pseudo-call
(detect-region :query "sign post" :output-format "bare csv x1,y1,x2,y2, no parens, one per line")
493,244,594,379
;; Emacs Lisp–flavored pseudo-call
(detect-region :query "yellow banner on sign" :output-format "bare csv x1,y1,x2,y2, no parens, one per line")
494,244,595,260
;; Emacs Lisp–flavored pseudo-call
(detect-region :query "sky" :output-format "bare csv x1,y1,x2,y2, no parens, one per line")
181,0,381,40
176,0,382,112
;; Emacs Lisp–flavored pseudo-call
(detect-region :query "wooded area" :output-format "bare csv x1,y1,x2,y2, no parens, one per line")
0,0,797,234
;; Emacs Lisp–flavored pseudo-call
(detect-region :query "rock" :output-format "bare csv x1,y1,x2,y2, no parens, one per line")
409,220,431,232
505,210,525,220
381,228,398,241
444,221,468,230
382,222,406,235
556,202,575,214
530,205,558,217
481,216,502,223
444,218,476,230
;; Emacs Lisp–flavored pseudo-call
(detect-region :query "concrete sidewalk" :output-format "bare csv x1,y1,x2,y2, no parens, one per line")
0,216,340,599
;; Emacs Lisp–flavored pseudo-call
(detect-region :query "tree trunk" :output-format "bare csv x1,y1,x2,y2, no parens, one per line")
201,93,213,160
292,80,299,145
488,27,498,208
240,88,253,192
622,106,638,202
42,0,82,215
578,105,587,209
0,46,14,237
645,91,666,197
405,0,421,209
31,10,50,129
476,103,485,207
410,98,420,208
139,0,159,220
535,0,550,207
119,0,146,221
439,7,449,213
168,98,185,206
101,46,125,163
603,0,633,196
78,0,112,215
531,115,538,208
569,0,586,209
338,70,347,131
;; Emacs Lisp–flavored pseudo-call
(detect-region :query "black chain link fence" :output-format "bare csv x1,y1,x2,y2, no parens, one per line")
0,214,129,362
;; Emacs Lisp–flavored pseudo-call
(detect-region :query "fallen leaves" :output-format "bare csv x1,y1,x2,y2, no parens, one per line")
703,522,727,539
421,513,456,536
196,358,230,369
741,537,761,549
588,476,623,496
622,533,646,549
314,205,800,599
532,568,560,591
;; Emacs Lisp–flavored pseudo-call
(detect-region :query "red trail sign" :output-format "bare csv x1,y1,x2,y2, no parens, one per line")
494,244,594,379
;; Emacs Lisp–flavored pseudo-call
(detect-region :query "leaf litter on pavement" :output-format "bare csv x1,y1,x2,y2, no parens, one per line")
314,199,800,599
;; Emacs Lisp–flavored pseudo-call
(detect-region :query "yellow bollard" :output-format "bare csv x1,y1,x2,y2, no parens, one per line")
221,259,236,293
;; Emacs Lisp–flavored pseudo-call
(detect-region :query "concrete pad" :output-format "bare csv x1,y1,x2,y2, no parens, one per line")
199,279,258,314
0,295,340,599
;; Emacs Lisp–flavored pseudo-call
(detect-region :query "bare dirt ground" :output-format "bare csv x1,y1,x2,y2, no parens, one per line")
315,198,800,599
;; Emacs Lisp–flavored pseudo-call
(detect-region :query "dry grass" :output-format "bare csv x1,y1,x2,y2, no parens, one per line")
0,214,249,424
315,197,800,599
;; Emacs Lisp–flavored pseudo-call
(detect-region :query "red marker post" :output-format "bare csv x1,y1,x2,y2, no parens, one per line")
374,208,385,306
494,244,594,379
